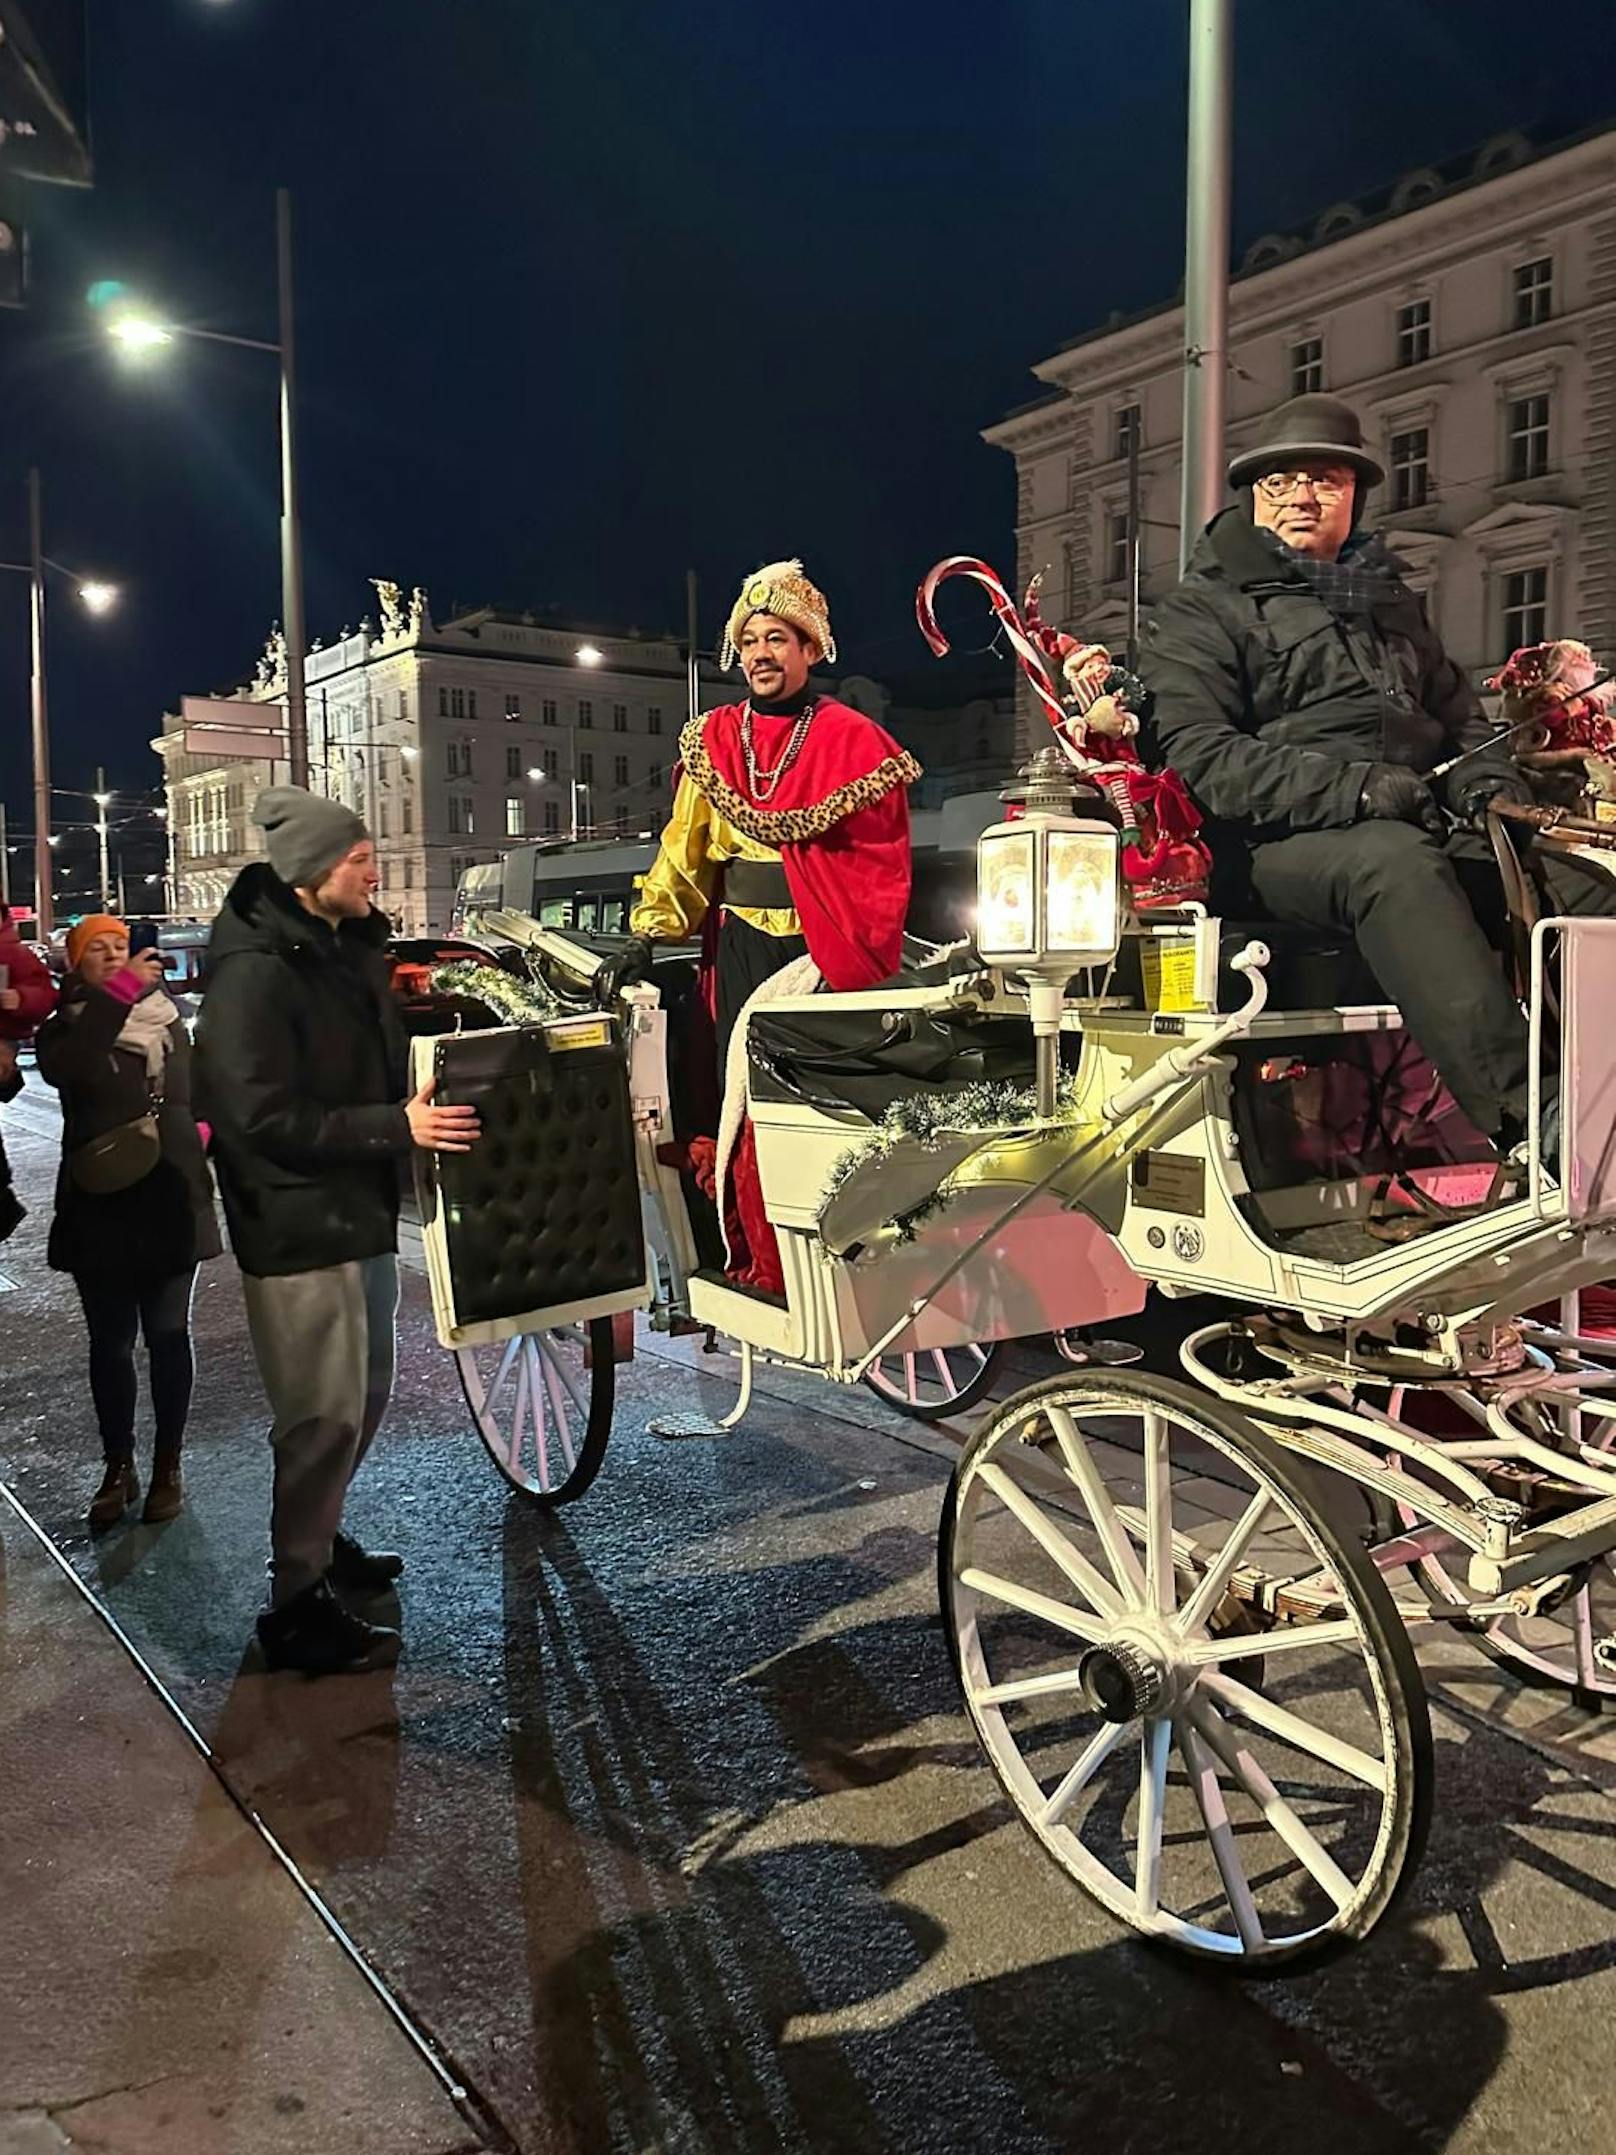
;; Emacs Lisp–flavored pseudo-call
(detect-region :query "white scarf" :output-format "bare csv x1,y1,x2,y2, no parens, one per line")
116,988,181,1082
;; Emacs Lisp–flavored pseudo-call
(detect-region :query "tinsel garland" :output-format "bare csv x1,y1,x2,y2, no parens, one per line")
429,960,562,1027
823,1071,1085,1243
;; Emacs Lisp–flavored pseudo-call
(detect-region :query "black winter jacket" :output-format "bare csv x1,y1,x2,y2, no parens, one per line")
35,979,222,1280
195,865,410,1278
1139,509,1518,839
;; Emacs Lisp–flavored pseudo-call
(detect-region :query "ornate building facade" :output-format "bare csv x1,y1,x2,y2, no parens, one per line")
985,122,1616,754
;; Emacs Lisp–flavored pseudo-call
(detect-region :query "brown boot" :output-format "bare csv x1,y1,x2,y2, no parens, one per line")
142,1453,184,1524
89,1459,139,1532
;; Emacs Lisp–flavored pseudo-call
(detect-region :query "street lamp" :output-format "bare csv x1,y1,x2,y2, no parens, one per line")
94,186,309,785
575,643,604,667
0,469,121,936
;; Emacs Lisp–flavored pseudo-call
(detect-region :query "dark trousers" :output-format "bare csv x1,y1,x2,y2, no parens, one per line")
73,1268,198,1463
1248,821,1616,1139
714,912,808,1087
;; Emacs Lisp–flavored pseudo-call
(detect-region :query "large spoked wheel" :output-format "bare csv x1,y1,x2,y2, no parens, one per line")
456,1320,615,1504
940,1371,1432,1971
866,1339,1005,1422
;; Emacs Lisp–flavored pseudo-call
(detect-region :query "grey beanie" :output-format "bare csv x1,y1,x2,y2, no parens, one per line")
253,786,368,889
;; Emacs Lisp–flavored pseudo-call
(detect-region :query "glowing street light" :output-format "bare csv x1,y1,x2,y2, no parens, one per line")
526,767,546,782
78,579,119,614
575,643,604,667
105,312,175,355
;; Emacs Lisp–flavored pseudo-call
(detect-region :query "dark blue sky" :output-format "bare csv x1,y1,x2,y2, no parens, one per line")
3,0,1615,820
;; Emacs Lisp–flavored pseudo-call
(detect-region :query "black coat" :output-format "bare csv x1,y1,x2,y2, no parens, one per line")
1139,509,1519,839
35,979,222,1281
194,864,410,1279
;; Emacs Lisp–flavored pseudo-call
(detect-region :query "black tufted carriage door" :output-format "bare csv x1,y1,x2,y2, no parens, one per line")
416,1019,647,1329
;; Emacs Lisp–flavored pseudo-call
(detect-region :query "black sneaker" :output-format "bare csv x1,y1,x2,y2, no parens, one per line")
256,1578,400,1676
0,1185,25,1244
330,1531,405,1596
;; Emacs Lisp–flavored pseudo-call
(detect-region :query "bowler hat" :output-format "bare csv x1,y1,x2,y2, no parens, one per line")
1227,394,1384,490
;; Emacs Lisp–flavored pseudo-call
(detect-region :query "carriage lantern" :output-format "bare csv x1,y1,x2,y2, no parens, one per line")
976,747,1123,1116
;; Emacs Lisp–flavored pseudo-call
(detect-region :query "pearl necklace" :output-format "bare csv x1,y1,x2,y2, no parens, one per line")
741,697,817,801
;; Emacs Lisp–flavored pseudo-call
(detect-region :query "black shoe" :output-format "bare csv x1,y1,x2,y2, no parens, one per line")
330,1531,405,1596
0,1186,24,1244
256,1578,400,1676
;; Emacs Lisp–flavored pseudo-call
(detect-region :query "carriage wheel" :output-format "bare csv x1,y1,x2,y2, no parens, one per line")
865,1339,1005,1422
940,1370,1431,1970
456,1320,615,1504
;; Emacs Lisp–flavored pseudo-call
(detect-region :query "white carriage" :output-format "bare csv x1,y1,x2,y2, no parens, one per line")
412,752,1616,1972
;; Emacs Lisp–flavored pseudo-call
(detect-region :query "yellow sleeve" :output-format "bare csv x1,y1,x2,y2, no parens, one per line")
630,775,716,941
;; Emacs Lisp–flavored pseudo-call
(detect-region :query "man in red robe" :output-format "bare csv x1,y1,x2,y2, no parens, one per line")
620,559,920,1288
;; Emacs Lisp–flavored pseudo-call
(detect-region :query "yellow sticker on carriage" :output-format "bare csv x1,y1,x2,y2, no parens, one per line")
549,1020,612,1052
1140,939,1201,1014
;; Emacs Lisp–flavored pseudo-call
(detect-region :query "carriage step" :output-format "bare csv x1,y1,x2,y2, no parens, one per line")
692,1266,788,1311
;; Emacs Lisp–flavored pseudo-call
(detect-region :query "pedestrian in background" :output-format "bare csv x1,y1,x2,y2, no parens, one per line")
35,913,219,1529
0,904,57,1243
197,789,478,1677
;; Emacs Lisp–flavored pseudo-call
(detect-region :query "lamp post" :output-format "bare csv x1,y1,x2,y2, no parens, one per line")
1179,0,1234,568
0,469,121,937
94,771,112,908
101,188,309,784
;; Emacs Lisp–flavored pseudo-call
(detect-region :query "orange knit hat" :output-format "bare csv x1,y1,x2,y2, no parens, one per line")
65,914,128,970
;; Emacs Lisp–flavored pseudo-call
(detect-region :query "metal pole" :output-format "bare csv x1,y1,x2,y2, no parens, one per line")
96,766,110,907
116,861,127,916
28,468,52,939
166,812,178,918
1178,0,1234,571
0,802,9,914
1125,423,1143,668
277,188,309,787
685,567,700,727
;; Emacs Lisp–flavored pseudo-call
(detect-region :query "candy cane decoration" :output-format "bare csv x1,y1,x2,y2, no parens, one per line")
916,555,1070,737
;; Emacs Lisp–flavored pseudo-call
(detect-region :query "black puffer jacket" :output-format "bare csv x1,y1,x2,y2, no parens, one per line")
195,865,410,1279
35,979,221,1280
1139,509,1517,838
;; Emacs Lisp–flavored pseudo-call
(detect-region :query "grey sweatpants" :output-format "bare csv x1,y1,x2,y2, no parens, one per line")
241,1253,399,1606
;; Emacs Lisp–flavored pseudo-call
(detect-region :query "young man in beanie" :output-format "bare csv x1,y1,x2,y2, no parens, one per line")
197,786,479,1674
1139,392,1616,1165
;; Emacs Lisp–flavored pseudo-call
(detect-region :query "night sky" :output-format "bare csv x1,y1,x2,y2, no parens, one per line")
4,0,1616,826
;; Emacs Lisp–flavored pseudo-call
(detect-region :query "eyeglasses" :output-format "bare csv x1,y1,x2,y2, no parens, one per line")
1254,468,1356,503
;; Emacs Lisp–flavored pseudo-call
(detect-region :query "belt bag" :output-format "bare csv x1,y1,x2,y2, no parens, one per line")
69,1111,162,1194
722,856,792,910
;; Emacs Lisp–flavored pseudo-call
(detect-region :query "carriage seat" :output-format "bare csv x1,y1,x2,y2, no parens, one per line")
1216,920,1389,1014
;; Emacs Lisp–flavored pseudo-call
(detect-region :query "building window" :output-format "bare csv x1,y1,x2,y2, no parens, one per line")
647,706,663,735
543,747,559,780
1389,427,1430,511
577,699,594,728
504,691,521,719
448,795,475,836
1289,337,1323,396
543,798,560,835
1513,256,1553,329
614,809,630,836
452,687,467,719
402,797,413,834
1105,510,1129,585
612,753,629,786
446,739,473,777
1502,565,1549,650
505,796,526,837
1113,402,1141,458
1396,298,1431,367
1506,391,1551,480
612,702,628,732
502,745,518,778
438,686,448,718
579,750,594,783
542,697,557,725
648,761,663,791
467,689,478,719
379,802,390,839
397,690,408,721
403,860,415,889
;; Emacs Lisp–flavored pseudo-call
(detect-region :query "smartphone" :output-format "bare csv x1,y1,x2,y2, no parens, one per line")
129,922,161,956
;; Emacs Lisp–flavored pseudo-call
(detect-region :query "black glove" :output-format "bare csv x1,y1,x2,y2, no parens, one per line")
1357,763,1445,836
1454,772,1533,831
592,935,655,1007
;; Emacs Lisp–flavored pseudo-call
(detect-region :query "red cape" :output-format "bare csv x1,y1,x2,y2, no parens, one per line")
682,698,920,990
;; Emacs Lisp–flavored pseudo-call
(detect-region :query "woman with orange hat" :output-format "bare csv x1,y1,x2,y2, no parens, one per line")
35,915,220,1530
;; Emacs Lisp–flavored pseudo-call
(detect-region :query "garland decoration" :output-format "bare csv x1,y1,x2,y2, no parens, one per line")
429,960,562,1027
823,1071,1086,1243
